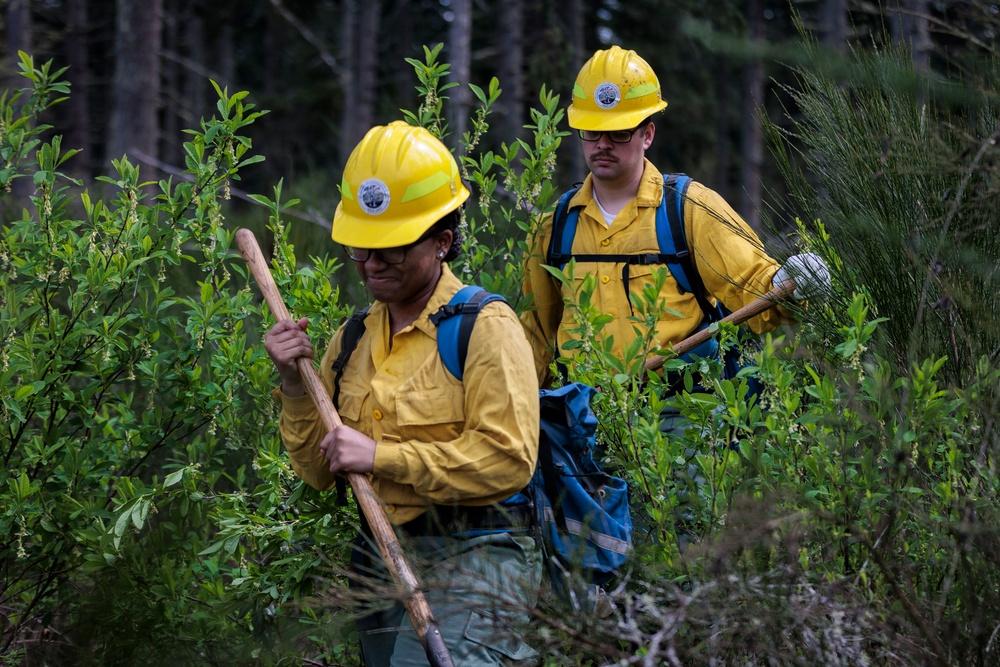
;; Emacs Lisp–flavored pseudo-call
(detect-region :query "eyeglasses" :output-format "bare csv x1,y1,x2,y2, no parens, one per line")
343,230,436,265
578,126,644,144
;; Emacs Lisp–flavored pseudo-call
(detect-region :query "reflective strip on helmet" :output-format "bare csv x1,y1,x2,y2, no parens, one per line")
400,170,450,204
623,82,658,100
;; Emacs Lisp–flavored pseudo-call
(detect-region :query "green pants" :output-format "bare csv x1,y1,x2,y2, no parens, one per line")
351,529,542,666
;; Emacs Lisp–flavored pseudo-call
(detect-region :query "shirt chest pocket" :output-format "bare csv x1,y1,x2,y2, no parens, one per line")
396,385,465,428
626,263,684,305
336,379,369,426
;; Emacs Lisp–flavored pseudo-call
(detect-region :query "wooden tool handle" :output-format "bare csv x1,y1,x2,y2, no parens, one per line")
644,281,795,373
235,228,454,667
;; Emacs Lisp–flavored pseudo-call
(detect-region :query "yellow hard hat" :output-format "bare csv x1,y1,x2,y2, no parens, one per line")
567,46,668,131
332,121,470,248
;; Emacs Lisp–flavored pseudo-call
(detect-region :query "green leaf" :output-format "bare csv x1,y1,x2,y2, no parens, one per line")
14,385,36,400
223,534,241,555
237,155,265,167
114,503,134,537
198,540,225,556
469,83,487,104
164,469,185,487
131,500,148,529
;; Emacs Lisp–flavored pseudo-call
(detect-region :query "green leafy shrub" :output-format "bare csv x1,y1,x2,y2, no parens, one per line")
0,53,357,665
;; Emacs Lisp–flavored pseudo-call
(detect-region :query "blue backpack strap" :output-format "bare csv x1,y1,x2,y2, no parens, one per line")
547,185,583,269
660,173,724,322
429,286,508,381
658,174,723,364
660,174,761,393
658,174,692,294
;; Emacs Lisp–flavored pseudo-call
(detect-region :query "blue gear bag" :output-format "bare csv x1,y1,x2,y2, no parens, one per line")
533,382,632,590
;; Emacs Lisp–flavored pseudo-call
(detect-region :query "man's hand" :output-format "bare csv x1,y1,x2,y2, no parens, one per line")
320,425,377,474
264,317,313,397
773,253,831,301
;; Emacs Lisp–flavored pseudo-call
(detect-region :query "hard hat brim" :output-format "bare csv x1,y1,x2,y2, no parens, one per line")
331,187,469,249
567,99,667,131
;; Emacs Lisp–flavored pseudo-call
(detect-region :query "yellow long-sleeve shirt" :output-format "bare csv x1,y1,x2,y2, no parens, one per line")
522,159,793,381
275,265,540,525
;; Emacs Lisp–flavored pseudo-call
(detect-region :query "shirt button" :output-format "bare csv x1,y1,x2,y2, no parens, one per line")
387,505,396,514
373,409,383,421
601,238,611,247
601,275,610,284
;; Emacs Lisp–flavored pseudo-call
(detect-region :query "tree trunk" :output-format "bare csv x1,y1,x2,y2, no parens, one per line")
391,0,415,109
216,21,235,90
356,0,380,142
565,0,586,184
339,0,358,163
892,0,931,70
822,0,849,53
712,56,732,202
5,0,33,201
63,0,89,177
108,0,163,179
496,0,525,147
740,0,765,229
4,0,31,72
162,1,180,165
184,6,207,132
447,0,472,151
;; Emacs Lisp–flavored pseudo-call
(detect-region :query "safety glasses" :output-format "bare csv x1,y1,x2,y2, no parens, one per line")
577,126,644,143
343,229,436,264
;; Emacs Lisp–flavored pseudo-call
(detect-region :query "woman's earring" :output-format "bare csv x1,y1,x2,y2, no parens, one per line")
438,252,445,258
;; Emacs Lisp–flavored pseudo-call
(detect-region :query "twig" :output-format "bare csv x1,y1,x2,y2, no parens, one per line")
128,148,331,229
269,0,340,76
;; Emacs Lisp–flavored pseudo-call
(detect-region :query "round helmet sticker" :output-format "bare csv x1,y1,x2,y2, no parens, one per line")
358,179,390,215
594,82,621,109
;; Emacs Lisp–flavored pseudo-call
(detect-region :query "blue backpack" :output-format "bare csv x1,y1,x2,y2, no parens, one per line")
331,286,633,590
549,173,762,395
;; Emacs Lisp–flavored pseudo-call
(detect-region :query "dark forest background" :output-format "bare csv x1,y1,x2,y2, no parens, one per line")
0,0,969,231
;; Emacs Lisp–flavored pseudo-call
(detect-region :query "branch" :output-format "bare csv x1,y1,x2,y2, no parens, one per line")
269,0,340,77
128,149,331,230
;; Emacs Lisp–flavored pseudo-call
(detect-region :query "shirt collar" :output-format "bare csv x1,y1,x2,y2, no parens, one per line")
363,264,464,339
635,158,665,207
417,264,464,336
569,158,664,210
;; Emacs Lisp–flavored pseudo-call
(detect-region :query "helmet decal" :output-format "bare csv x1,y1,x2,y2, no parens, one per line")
358,178,390,215
594,82,621,110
